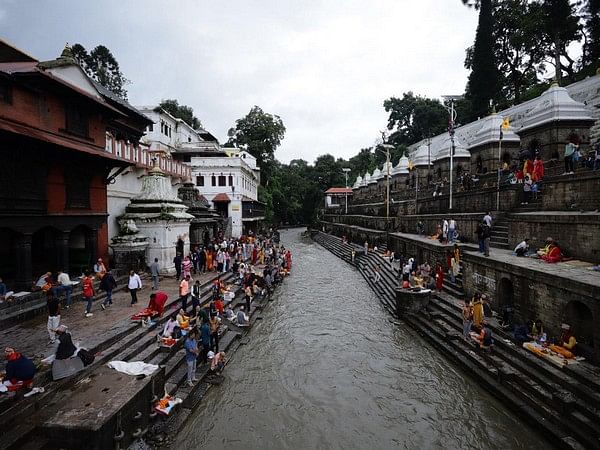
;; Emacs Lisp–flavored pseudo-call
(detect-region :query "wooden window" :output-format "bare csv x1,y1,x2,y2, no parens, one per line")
196,175,204,187
218,175,226,186
228,175,234,186
65,170,90,209
65,104,89,137
211,175,216,186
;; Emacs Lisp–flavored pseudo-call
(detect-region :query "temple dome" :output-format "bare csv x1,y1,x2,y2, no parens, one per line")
469,113,520,149
520,83,594,132
352,175,363,189
392,155,409,175
369,169,380,183
433,135,471,160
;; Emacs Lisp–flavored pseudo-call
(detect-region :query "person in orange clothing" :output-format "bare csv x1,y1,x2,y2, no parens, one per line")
540,241,562,263
523,158,534,179
532,155,545,182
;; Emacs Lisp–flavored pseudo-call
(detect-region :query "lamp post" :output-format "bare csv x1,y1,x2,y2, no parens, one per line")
378,144,394,220
342,167,351,214
442,95,463,210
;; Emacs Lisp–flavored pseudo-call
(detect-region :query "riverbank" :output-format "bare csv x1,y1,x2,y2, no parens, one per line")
0,261,289,450
173,228,541,449
312,230,600,450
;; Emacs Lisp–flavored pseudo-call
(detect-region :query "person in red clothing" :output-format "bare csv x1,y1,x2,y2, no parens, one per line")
532,155,545,182
214,297,224,315
435,262,444,292
1,347,36,391
82,271,95,318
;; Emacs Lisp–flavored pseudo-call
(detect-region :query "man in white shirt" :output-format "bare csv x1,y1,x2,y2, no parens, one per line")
483,212,493,228
514,239,530,257
54,270,73,308
448,219,456,243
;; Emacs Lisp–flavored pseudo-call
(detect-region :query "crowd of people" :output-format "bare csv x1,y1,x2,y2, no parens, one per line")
1,231,292,395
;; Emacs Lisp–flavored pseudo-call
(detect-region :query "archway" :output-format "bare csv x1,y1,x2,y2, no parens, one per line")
0,228,19,282
32,226,60,275
564,301,594,347
69,225,92,275
497,278,514,309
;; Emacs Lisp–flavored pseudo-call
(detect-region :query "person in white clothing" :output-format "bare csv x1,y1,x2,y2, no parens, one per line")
448,219,456,243
483,212,492,228
128,270,142,306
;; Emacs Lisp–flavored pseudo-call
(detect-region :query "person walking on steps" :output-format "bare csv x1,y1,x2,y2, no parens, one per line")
47,291,60,344
128,270,142,307
184,328,199,387
82,271,94,318
150,258,160,290
100,269,117,310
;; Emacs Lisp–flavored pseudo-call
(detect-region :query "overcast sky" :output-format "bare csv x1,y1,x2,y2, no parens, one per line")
1,0,478,163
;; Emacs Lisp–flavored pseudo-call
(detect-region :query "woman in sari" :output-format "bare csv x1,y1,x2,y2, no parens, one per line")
532,155,544,182
472,293,484,330
206,249,214,272
435,262,444,291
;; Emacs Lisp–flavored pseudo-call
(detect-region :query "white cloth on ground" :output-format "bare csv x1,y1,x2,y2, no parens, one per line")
108,360,159,376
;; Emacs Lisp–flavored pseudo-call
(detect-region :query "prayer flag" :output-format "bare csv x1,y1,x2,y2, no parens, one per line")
501,117,510,130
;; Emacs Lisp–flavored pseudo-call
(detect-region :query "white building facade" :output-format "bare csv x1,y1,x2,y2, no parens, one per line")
181,148,263,238
137,107,264,238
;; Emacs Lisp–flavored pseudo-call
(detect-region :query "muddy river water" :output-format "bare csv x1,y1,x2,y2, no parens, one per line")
176,229,539,449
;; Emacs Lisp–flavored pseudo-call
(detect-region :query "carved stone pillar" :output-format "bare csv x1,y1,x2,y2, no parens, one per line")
86,229,98,268
15,234,33,289
56,231,70,272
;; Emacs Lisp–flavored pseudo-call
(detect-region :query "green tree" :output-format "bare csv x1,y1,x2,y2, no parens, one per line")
72,44,129,99
227,106,286,184
463,0,500,121
581,0,600,75
487,0,547,104
383,92,448,146
539,0,582,84
156,99,202,130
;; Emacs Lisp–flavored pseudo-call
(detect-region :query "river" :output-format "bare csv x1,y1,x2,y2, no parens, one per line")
175,229,539,449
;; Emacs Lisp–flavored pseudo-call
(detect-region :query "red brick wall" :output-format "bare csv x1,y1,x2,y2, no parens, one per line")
46,165,65,213
0,81,107,148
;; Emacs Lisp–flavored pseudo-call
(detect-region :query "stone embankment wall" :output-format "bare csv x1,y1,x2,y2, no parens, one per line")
320,221,600,361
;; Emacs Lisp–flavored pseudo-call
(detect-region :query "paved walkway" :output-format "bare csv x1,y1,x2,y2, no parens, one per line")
391,231,600,288
0,271,224,366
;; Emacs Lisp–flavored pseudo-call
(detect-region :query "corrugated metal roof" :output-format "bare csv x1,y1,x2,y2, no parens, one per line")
325,187,353,194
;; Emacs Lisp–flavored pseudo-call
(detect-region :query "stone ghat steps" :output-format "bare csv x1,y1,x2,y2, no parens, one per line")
146,289,276,445
430,292,600,407
424,300,600,449
490,221,510,250
1,272,236,450
312,231,600,449
406,312,591,450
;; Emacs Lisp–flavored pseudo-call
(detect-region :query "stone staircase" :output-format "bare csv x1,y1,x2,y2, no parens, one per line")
0,268,277,450
313,231,600,450
490,219,510,250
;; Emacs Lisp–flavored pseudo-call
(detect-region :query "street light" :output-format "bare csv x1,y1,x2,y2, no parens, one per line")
376,144,394,220
342,167,351,214
442,95,463,210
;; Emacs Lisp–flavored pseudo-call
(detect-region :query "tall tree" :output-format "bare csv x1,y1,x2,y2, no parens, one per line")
383,92,448,146
487,0,547,104
463,0,500,121
227,106,286,184
539,0,582,84
581,0,600,75
71,44,129,99
156,99,202,130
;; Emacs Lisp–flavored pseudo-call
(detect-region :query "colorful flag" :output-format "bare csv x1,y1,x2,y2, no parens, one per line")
501,117,510,130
